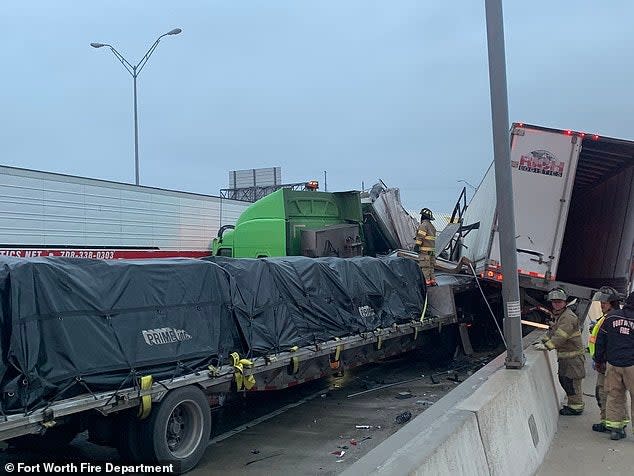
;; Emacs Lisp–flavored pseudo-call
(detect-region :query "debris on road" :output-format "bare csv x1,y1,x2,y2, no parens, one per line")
395,391,413,399
395,411,412,424
416,399,435,406
331,450,346,457
245,451,283,466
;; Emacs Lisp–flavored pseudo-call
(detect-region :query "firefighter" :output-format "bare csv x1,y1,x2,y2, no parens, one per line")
415,208,436,286
594,291,634,441
534,288,585,415
588,286,622,433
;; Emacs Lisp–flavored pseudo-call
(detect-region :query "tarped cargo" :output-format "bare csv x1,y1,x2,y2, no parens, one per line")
0,257,239,412
207,256,425,355
0,255,424,413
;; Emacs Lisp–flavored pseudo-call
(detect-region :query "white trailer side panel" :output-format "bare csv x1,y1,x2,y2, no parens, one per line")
461,162,497,269
489,127,581,278
0,166,249,251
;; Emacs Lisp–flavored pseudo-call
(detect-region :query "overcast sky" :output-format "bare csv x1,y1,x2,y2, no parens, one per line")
1,1,632,211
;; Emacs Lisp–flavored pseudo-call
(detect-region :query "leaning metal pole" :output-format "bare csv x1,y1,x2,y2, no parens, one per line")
484,0,525,369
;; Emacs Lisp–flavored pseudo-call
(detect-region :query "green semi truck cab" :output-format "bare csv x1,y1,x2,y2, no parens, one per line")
212,189,364,258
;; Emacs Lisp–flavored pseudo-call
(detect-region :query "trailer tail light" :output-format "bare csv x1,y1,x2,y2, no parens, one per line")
564,129,573,135
483,267,503,281
592,134,600,141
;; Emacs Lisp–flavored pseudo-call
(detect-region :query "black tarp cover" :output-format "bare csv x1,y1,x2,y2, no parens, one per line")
207,256,425,355
0,255,424,413
0,257,237,412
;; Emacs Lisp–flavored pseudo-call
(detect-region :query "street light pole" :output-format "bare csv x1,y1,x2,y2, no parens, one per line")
91,28,182,186
133,69,139,185
484,0,525,369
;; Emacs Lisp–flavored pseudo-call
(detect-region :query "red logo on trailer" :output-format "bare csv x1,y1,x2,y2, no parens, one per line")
511,150,565,177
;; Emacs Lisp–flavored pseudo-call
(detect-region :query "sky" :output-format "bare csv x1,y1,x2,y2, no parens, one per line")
2,1,633,212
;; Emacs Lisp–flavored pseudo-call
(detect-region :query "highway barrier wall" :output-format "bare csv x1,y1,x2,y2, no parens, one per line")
342,332,565,476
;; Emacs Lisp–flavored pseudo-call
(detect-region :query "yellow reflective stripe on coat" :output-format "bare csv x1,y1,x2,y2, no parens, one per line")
557,349,584,358
543,339,556,350
588,316,606,358
555,328,569,339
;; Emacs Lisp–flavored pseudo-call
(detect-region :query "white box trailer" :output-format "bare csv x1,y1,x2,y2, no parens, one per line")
0,165,250,259
463,123,634,295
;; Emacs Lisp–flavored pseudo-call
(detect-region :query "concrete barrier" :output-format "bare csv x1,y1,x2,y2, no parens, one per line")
342,332,563,476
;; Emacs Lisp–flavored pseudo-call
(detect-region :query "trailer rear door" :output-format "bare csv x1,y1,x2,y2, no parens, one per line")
489,126,581,278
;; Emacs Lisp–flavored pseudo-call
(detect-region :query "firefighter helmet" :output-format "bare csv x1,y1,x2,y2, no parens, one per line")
592,286,621,303
546,288,567,302
420,208,435,220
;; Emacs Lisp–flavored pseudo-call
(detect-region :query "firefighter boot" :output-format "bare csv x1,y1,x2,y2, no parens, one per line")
559,406,583,416
592,423,609,433
610,428,626,441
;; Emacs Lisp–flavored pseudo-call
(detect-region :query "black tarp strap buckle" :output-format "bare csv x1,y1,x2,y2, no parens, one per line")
208,365,220,377
230,352,255,391
42,408,55,428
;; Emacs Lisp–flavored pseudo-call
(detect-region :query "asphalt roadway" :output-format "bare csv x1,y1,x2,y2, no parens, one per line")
0,352,493,475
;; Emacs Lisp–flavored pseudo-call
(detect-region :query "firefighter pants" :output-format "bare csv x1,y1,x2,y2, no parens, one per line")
605,363,634,430
558,375,584,410
595,371,606,422
418,252,435,283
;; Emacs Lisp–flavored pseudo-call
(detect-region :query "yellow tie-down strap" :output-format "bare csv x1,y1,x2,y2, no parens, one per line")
138,375,153,420
420,294,429,322
231,352,256,390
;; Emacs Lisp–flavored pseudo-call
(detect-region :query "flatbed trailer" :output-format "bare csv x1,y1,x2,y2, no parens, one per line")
0,271,475,473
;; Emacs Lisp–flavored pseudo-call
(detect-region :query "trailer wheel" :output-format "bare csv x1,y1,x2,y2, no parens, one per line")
116,413,144,463
139,386,211,473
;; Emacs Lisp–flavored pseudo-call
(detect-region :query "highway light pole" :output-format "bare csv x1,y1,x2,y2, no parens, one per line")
91,28,182,186
484,0,525,369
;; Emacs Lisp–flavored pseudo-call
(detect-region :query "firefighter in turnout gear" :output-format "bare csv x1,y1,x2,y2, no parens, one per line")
595,291,634,441
415,208,436,286
535,288,586,415
588,286,622,433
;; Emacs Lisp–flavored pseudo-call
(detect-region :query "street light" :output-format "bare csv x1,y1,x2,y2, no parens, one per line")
91,28,182,185
457,179,477,191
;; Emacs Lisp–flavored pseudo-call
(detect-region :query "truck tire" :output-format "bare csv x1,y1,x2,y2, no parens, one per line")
116,413,144,463
138,386,211,473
